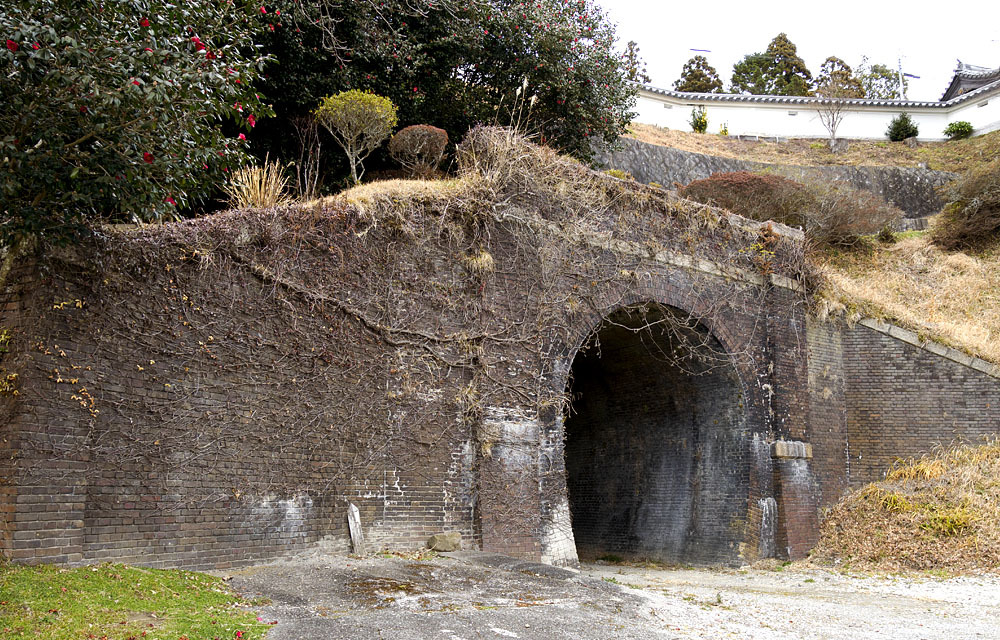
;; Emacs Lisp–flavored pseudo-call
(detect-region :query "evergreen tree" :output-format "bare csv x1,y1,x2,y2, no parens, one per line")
673,55,723,93
857,57,906,99
624,40,651,85
815,57,864,98
730,33,813,96
730,53,771,95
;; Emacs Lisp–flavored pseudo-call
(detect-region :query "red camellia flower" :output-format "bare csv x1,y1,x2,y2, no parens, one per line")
6,40,18,52
238,133,246,140
79,105,88,113
259,6,267,13
205,50,216,60
246,114,256,128
143,152,154,163
32,42,40,50
164,196,176,205
140,18,150,27
132,80,140,85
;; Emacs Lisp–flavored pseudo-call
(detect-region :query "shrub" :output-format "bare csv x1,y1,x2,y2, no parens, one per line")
943,121,974,141
932,157,1000,250
677,172,812,228
719,122,729,136
804,181,903,247
678,171,903,246
0,1,270,244
689,106,708,134
886,112,919,141
314,90,398,184
388,125,449,178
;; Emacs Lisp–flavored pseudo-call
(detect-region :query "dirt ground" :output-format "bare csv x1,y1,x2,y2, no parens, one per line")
221,550,1000,639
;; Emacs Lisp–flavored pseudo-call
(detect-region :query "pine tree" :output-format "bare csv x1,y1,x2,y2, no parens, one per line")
730,33,813,96
765,33,813,96
624,40,651,85
673,55,723,93
815,57,864,98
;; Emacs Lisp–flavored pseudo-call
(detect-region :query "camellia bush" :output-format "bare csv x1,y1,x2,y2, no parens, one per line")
0,1,271,244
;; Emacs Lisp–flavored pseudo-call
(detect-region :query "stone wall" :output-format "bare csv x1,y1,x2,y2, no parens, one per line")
598,138,956,219
0,170,813,569
804,316,1000,494
842,322,1000,485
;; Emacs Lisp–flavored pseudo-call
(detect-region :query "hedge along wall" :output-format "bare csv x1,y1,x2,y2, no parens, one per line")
0,131,818,569
598,137,957,219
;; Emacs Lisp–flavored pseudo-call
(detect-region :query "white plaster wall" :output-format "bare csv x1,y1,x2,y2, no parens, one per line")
951,94,1000,135
635,89,1000,141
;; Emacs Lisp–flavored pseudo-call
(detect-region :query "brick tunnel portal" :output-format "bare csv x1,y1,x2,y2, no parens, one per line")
564,305,752,565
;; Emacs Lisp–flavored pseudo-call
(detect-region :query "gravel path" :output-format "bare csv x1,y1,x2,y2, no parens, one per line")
221,551,1000,639
580,562,1000,639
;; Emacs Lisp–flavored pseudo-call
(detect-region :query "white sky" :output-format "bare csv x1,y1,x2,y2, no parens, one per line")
600,0,1000,101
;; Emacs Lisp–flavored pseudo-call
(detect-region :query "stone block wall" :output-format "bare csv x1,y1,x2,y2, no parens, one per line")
842,322,1000,485
1,186,812,569
598,138,956,219
804,316,1000,503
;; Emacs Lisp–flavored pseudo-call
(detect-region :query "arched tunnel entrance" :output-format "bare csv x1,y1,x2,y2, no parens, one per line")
564,304,751,565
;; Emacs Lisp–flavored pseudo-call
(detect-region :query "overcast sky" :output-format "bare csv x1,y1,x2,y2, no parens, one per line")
600,0,1000,101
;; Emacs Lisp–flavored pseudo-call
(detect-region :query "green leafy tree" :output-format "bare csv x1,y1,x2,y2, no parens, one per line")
857,57,906,99
314,91,398,184
254,0,637,168
730,53,771,95
730,33,813,96
815,57,864,98
0,1,270,244
674,56,723,93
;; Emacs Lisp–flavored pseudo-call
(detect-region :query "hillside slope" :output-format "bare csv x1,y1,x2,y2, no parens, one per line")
629,123,1000,173
816,234,1000,364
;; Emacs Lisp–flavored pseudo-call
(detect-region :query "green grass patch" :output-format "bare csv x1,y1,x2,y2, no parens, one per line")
0,563,272,640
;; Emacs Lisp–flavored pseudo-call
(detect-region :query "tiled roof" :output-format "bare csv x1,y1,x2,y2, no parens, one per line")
644,76,1000,109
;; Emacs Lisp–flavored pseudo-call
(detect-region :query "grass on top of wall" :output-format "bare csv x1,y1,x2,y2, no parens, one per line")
628,123,1000,173
815,230,1000,365
0,562,273,640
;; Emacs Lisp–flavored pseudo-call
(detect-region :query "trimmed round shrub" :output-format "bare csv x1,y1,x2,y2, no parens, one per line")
679,171,903,246
943,121,974,141
887,112,919,141
388,124,449,178
932,157,1000,250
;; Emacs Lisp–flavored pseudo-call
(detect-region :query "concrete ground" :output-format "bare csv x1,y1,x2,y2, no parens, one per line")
222,551,1000,639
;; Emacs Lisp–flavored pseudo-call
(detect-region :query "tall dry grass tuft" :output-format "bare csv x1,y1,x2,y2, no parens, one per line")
224,157,294,209
813,439,1000,572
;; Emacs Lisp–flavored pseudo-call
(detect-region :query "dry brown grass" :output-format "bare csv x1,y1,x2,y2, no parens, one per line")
223,158,294,209
816,232,1000,363
813,440,1000,573
628,123,1000,173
